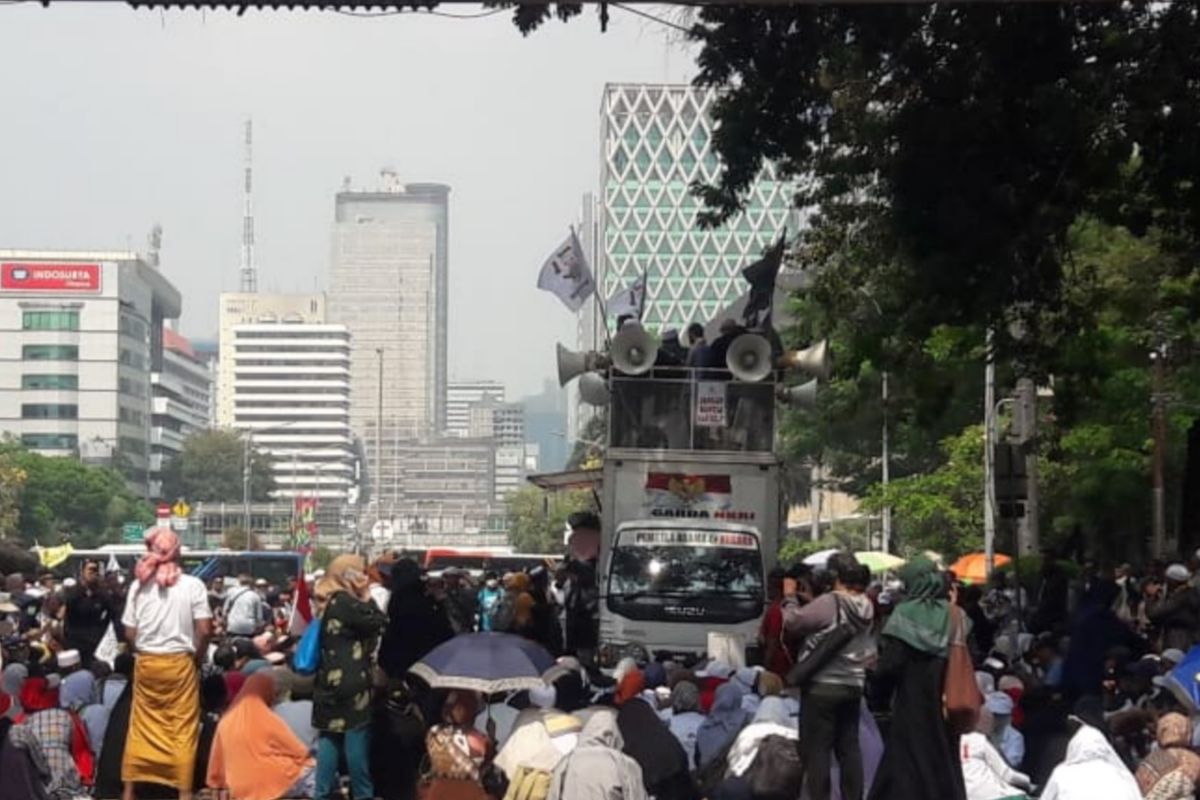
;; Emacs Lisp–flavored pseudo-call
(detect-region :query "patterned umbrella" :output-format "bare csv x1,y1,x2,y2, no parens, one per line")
409,632,555,693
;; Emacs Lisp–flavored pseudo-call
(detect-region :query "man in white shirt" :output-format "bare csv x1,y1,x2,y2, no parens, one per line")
961,708,1033,800
120,527,212,800
222,573,266,636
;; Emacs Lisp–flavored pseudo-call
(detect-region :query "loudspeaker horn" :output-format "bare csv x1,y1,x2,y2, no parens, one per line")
777,379,819,408
611,322,659,376
578,372,610,406
557,343,592,387
778,339,830,379
726,333,774,383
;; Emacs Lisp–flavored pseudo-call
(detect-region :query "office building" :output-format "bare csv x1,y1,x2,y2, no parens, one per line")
329,173,449,507
523,379,569,471
190,337,220,428
0,251,181,496
597,84,799,334
149,327,213,499
446,379,505,438
217,292,354,501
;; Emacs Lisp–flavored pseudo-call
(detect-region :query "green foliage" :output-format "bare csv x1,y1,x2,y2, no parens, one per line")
309,545,336,571
220,526,264,551
160,429,276,504
861,426,986,558
0,450,27,541
0,437,153,547
505,486,593,554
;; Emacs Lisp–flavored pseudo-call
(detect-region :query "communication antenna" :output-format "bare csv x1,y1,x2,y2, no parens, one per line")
239,118,257,293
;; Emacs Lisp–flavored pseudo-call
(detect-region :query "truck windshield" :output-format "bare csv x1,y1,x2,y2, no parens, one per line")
608,529,764,599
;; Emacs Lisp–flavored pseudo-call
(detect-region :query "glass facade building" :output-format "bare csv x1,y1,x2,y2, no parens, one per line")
597,84,799,335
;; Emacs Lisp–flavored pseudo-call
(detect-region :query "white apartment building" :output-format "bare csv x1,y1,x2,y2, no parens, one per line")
0,251,180,497
217,293,354,501
149,327,212,499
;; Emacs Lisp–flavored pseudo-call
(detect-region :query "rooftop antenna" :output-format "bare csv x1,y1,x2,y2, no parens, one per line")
240,118,257,293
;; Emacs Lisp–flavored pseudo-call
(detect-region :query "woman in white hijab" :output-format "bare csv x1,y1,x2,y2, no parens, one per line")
1040,724,1140,800
725,696,797,778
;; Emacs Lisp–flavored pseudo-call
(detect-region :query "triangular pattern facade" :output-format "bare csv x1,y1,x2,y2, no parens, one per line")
598,84,798,333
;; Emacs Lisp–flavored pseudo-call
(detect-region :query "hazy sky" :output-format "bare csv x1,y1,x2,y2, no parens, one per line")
0,4,696,399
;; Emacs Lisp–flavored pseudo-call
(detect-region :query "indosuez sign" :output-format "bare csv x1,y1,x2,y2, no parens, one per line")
1,262,102,293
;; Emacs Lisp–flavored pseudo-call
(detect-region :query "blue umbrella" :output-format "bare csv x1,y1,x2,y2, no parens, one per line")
1163,644,1200,712
409,632,555,693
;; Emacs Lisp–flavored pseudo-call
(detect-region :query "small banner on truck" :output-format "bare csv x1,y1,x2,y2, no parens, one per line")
630,529,758,549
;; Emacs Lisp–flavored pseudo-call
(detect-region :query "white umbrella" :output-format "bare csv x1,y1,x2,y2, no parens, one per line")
802,548,841,568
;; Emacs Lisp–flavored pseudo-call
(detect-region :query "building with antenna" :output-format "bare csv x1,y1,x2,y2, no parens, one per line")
0,249,181,498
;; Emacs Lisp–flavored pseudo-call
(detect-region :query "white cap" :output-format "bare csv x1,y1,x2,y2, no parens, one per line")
57,649,81,669
255,578,268,587
62,578,77,588
1163,648,1186,665
985,691,1014,715
976,671,996,695
1166,564,1191,582
264,651,286,665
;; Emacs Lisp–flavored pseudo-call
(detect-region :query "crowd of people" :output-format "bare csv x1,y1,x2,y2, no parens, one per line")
5,530,1200,800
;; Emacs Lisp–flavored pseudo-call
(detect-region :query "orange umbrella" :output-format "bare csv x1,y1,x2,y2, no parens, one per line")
949,552,1011,584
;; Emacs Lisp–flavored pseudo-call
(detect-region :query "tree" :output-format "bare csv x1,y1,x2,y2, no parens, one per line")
0,448,27,541
221,526,264,551
861,426,986,558
160,429,275,503
506,486,593,554
0,438,153,547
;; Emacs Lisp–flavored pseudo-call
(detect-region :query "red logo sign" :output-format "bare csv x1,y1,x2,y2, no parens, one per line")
1,262,101,293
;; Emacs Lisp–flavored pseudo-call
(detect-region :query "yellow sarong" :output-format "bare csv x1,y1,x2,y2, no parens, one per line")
122,651,200,790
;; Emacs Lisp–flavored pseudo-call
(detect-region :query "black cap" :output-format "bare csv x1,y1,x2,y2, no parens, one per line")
230,638,257,660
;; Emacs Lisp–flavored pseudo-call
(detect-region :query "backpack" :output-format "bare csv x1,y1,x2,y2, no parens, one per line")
503,765,552,800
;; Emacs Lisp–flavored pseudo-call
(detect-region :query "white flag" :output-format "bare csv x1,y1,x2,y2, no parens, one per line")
608,272,647,320
537,231,595,312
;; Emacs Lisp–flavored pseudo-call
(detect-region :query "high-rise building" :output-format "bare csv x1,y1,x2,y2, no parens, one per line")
329,173,449,507
446,379,506,438
0,251,180,497
216,293,354,501
149,327,212,499
596,84,799,334
523,378,569,471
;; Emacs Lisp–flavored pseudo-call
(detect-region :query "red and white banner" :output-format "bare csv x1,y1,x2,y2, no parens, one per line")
1,262,101,293
644,472,733,513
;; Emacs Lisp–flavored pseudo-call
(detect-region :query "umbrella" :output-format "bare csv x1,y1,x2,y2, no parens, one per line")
854,551,906,574
410,632,555,694
949,553,1011,585
803,548,841,567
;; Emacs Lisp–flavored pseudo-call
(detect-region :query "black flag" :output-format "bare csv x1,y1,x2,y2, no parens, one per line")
741,233,786,330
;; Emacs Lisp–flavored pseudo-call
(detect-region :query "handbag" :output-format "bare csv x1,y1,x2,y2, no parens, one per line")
293,618,322,675
745,735,803,800
786,596,860,688
942,604,982,735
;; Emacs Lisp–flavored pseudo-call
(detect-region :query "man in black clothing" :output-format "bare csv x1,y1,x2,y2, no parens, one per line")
701,319,747,372
684,322,710,368
63,560,117,666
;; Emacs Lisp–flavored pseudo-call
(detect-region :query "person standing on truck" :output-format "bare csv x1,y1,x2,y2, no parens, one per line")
782,553,875,800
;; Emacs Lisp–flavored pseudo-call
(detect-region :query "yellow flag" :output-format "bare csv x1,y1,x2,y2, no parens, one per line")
37,543,74,569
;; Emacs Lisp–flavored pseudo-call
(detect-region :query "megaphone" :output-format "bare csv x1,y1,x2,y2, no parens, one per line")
557,343,604,386
777,379,819,408
778,339,830,379
578,372,609,406
611,322,659,376
726,333,773,382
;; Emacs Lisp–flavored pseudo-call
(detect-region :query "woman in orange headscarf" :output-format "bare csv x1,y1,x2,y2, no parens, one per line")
207,671,316,800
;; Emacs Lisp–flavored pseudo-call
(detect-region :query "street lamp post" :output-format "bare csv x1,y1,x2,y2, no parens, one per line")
858,288,892,552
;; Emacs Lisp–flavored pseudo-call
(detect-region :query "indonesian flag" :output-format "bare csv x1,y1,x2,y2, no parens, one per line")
645,472,733,512
289,569,314,636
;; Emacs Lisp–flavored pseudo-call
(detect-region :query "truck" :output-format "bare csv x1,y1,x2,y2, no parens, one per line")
595,362,783,667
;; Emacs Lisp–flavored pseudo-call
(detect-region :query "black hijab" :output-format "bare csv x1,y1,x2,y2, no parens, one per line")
380,560,453,679
616,698,699,800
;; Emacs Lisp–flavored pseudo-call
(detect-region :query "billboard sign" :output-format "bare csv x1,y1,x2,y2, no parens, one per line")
1,262,102,293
